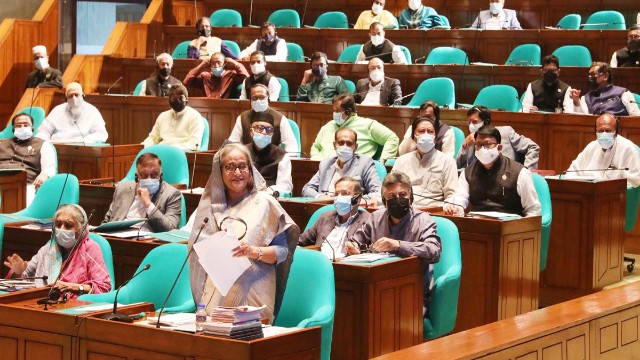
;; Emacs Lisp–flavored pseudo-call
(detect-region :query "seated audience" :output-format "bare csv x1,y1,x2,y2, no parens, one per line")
356,22,408,64
239,51,281,101
310,94,399,163
570,62,640,116
568,113,640,187
139,53,182,97
457,106,539,169
4,204,111,298
187,17,238,60
398,101,455,157
611,25,640,68
296,52,350,103
399,0,443,29
239,22,288,62
392,117,457,207
103,153,182,232
445,125,541,217
183,52,249,99
354,0,398,29
471,0,522,30
354,58,402,106
37,82,108,143
522,55,574,113
141,84,204,151
26,45,62,89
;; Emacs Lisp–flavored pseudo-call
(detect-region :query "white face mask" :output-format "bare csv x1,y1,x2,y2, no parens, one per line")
250,62,265,75
67,95,84,109
416,133,436,153
333,112,346,126
408,0,422,11
336,145,355,163
369,69,384,83
14,127,33,141
251,98,269,113
475,146,500,165
489,2,503,15
469,122,483,134
35,57,49,71
55,228,77,249
371,2,383,15
370,34,385,47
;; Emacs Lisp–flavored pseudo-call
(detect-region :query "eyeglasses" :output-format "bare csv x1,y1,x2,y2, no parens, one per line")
222,163,249,173
252,125,274,134
474,142,498,150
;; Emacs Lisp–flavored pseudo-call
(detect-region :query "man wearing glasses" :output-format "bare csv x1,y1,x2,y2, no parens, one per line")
445,125,541,217
103,153,182,232
521,55,574,113
610,25,640,68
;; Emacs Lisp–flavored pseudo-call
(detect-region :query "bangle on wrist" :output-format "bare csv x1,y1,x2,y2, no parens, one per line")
256,247,263,261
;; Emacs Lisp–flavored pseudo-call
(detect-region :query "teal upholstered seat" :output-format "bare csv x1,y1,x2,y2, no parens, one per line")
532,173,552,271
552,45,592,67
505,44,541,66
406,77,455,109
222,40,241,57
452,126,465,160
337,44,361,63
473,85,521,112
133,80,145,95
200,116,209,151
425,47,469,65
286,42,305,62
268,9,301,28
0,106,47,139
171,41,190,59
209,9,242,27
374,160,387,181
277,77,290,101
12,174,79,219
582,10,625,30
122,145,189,185
556,14,581,29
312,11,349,28
344,79,356,93
88,233,116,289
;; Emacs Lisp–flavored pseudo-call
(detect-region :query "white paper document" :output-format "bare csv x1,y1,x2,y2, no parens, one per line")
193,231,251,296
469,211,522,219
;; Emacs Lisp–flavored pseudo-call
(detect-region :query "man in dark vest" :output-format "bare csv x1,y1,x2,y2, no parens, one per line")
239,22,288,62
610,25,640,68
228,84,299,154
239,51,281,101
444,125,541,217
570,62,640,116
139,53,182,97
355,22,408,64
522,55,573,113
26,45,63,89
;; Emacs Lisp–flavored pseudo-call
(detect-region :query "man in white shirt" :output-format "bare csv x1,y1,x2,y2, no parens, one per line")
37,82,108,143
238,22,288,62
239,51,281,101
355,22,408,64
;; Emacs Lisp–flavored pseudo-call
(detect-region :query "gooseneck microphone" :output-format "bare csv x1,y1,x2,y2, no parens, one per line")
559,166,629,179
391,92,416,106
106,76,123,95
101,264,151,322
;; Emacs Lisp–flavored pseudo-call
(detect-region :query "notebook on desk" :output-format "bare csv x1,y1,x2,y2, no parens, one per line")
93,219,145,232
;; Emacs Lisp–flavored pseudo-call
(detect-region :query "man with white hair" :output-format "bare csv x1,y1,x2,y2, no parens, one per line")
353,58,402,106
471,0,522,30
139,53,183,97
37,82,108,143
26,45,63,89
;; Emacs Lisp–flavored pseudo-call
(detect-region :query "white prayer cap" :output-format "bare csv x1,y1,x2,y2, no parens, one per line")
156,53,173,66
65,82,83,96
32,45,47,55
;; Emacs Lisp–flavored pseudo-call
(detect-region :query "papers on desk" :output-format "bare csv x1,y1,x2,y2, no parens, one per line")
545,174,597,181
341,253,391,263
0,279,36,292
181,187,204,194
470,62,497,66
0,214,35,223
147,312,195,327
98,229,151,239
469,211,522,220
193,231,251,296
152,230,191,243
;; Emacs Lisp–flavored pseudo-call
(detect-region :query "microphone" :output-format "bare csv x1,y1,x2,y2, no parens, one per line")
300,0,309,25
392,92,416,106
106,76,123,95
559,166,629,178
135,201,162,240
285,150,309,158
73,120,86,145
267,185,280,198
190,148,199,193
507,59,533,66
248,0,254,26
414,56,427,63
321,236,337,262
155,217,209,328
101,264,151,322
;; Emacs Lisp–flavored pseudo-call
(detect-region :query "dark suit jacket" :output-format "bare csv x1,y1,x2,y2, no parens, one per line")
353,77,402,106
102,180,182,232
298,209,370,247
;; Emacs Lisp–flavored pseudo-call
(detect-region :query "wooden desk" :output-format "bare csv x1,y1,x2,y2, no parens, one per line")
291,159,320,197
0,169,26,213
541,178,626,307
54,143,143,181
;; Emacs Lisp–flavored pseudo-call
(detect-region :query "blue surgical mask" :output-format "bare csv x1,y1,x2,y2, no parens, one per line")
596,132,615,150
489,2,503,15
416,133,436,153
334,195,354,216
333,112,345,126
211,67,224,77
139,178,160,196
251,98,269,113
336,146,354,163
252,132,272,149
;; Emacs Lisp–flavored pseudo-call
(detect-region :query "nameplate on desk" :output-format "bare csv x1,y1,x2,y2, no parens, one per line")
545,175,597,181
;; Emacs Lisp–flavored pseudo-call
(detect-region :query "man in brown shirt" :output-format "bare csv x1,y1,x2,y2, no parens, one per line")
183,52,249,99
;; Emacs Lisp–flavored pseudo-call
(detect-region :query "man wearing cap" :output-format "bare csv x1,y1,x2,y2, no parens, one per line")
37,82,108,143
139,53,183,97
26,45,63,89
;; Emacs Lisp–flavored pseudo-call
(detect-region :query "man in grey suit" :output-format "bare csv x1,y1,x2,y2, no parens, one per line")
353,58,402,106
302,128,382,204
102,152,182,232
470,0,522,30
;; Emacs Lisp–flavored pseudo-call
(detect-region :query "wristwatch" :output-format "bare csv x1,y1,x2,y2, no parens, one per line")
78,285,85,294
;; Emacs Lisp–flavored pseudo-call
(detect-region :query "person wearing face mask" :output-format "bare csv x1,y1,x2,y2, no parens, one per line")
392,117,457,207
297,52,350,103
350,171,441,316
398,101,455,158
239,51,281,101
445,125,541,217
183,52,249,99
26,45,63,89
139,53,183,97
354,57,402,106
187,17,238,60
457,106,539,170
103,153,182,232
570,62,640,116
141,84,204,151
470,0,522,30
4,204,111,298
611,25,640,68
299,177,371,259
354,0,398,30
37,82,108,144
309,94,399,163
239,22,288,62
228,84,299,154
567,113,640,187
356,22,408,64
399,0,443,30
303,128,382,205
521,55,574,113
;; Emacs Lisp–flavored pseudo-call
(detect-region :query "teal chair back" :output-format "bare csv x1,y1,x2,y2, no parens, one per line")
633,93,640,106
288,119,301,155
133,80,145,95
406,77,455,109
274,249,335,360
277,77,290,101
344,79,356,93
0,107,47,139
89,233,116,289
626,146,640,233
583,10,625,30
557,14,581,29
268,9,301,28
552,45,592,67
452,126,465,160
304,204,334,231
222,40,241,57
286,42,305,62
122,145,189,185
425,47,469,65
473,85,521,112
505,44,541,66
79,244,195,313
210,9,242,27
399,46,412,64
179,193,187,228
374,160,388,182
171,40,190,59
200,116,209,151
425,216,462,339
14,174,79,218
337,44,362,63
313,11,348,28
532,173,552,271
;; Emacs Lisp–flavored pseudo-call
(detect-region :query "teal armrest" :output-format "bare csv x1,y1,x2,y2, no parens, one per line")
297,304,334,328
425,265,461,339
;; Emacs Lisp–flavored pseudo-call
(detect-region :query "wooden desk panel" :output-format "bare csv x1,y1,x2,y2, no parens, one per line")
0,170,27,213
55,144,143,181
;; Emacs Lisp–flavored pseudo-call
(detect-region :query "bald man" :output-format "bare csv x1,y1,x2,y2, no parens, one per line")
353,57,402,106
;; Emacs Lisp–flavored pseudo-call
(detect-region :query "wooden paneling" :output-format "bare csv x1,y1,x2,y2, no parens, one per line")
164,0,204,26
0,170,27,213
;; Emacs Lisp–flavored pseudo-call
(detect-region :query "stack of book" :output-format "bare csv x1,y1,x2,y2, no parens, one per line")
202,305,265,340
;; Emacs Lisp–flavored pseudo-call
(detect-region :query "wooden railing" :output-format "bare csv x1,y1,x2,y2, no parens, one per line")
101,0,163,58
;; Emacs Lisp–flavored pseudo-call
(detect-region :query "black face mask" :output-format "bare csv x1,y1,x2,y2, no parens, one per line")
628,39,640,51
198,28,211,38
386,197,411,219
588,76,599,90
542,70,558,84
170,99,186,112
159,68,171,77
